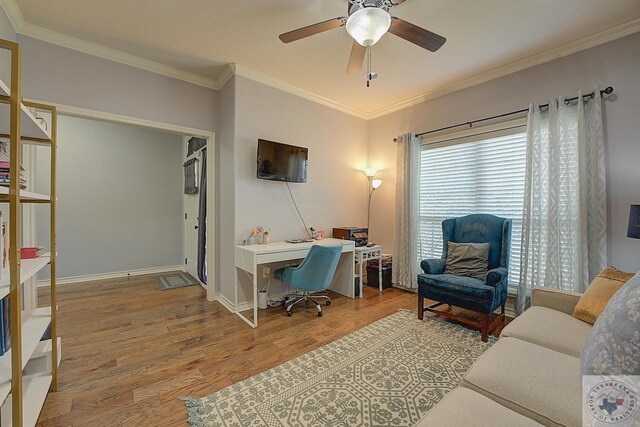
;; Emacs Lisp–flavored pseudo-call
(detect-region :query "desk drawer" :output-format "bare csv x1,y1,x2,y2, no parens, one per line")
257,249,309,265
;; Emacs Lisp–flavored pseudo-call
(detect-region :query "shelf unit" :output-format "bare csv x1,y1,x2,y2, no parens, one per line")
0,38,58,427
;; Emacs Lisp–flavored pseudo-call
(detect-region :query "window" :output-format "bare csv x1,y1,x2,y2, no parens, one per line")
418,122,527,288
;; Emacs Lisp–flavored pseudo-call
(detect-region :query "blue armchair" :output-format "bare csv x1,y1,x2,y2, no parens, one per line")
274,245,342,317
418,214,512,341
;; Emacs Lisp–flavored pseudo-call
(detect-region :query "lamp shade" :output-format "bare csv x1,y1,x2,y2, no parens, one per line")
363,168,378,177
628,204,640,239
372,178,383,189
346,8,391,47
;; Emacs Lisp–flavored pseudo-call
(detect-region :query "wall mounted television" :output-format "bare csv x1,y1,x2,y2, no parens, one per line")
257,139,308,183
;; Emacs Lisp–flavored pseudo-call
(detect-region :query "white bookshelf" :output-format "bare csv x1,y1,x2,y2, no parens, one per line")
0,307,51,380
0,79,51,142
0,255,51,299
0,38,58,427
1,376,52,427
0,187,50,202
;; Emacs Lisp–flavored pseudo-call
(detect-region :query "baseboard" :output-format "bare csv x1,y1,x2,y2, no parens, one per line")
36,265,186,287
504,292,517,318
217,291,291,314
216,293,236,313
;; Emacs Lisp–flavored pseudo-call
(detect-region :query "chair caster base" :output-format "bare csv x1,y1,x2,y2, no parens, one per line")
318,311,323,317
286,311,293,317
326,301,331,306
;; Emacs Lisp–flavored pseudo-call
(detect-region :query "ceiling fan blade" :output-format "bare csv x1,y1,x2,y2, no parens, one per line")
279,17,347,43
388,18,446,52
347,41,366,74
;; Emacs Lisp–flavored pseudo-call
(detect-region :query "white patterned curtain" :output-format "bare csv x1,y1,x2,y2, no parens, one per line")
517,89,607,313
392,133,422,290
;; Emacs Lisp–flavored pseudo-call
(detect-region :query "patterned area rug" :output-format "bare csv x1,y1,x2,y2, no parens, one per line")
156,273,199,290
181,310,496,426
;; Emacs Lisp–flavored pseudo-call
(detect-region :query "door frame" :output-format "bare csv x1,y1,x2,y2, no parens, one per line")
27,99,217,301
182,137,208,287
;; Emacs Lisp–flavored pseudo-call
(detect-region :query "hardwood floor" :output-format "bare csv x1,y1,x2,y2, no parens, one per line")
36,273,508,426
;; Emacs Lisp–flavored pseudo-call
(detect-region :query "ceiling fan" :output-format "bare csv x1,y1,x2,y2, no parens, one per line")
279,0,446,76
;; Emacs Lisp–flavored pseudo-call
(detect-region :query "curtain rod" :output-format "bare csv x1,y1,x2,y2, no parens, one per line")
393,86,614,142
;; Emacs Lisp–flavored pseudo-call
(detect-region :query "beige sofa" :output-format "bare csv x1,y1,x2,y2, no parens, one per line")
419,287,591,427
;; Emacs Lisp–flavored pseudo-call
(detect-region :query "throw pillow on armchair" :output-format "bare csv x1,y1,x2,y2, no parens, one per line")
444,242,490,281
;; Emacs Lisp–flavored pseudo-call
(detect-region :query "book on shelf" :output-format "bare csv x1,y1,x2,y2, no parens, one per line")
0,298,9,356
0,161,25,171
0,213,2,281
20,247,46,259
0,160,28,189
2,220,7,274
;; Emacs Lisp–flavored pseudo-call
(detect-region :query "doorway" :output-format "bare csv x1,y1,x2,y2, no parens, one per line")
31,104,216,301
183,138,205,281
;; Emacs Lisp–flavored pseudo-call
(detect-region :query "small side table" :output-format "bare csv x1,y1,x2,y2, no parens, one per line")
355,245,383,297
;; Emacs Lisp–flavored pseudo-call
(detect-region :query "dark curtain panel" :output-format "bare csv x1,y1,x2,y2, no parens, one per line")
197,149,207,284
183,158,198,194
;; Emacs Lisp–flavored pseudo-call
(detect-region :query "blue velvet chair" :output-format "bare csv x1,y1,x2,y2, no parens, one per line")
274,245,342,317
418,214,512,341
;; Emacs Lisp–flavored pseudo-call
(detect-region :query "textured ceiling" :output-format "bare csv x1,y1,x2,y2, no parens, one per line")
12,0,640,115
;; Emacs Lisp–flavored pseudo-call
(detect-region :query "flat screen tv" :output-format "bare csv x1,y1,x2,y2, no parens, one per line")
257,139,308,183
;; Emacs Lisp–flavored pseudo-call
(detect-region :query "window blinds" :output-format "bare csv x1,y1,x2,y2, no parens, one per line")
419,128,527,288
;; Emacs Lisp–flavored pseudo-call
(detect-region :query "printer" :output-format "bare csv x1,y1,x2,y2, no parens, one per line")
333,227,368,247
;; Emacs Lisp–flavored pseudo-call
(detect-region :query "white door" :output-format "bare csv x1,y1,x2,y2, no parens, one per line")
184,194,199,279
184,159,200,280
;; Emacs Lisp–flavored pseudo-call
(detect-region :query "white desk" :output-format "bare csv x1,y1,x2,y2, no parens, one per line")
355,245,383,296
234,238,356,328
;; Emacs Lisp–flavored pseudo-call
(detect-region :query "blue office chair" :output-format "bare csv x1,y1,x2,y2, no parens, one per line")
274,245,342,317
418,214,511,341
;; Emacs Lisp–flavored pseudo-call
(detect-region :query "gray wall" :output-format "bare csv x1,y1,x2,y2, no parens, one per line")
17,36,219,133
0,6,15,84
35,115,183,279
216,76,236,299
225,76,369,303
1,9,220,281
368,32,640,272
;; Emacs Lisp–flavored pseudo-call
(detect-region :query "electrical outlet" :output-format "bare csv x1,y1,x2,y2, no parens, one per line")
262,267,270,279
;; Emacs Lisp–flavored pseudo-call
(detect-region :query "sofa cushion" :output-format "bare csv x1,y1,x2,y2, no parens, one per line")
572,267,634,324
444,242,490,280
500,306,592,357
417,387,543,427
582,272,640,376
461,337,582,427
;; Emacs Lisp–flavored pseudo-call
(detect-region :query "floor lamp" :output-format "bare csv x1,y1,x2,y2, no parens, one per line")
364,169,383,231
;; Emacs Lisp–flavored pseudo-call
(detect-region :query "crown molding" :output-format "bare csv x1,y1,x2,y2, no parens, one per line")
18,22,221,89
0,0,23,31
0,0,221,90
2,0,639,120
366,18,640,119
214,64,235,90
232,64,370,119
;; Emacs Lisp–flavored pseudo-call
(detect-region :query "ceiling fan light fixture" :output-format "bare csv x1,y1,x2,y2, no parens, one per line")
346,7,391,47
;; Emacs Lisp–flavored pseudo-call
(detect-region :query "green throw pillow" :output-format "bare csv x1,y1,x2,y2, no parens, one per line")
444,242,490,281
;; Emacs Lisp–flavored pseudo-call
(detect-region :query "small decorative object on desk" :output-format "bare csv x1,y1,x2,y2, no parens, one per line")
248,226,265,245
309,226,316,239
315,230,324,240
262,229,270,245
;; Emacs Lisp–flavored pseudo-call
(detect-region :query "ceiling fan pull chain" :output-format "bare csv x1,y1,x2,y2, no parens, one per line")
367,45,371,87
